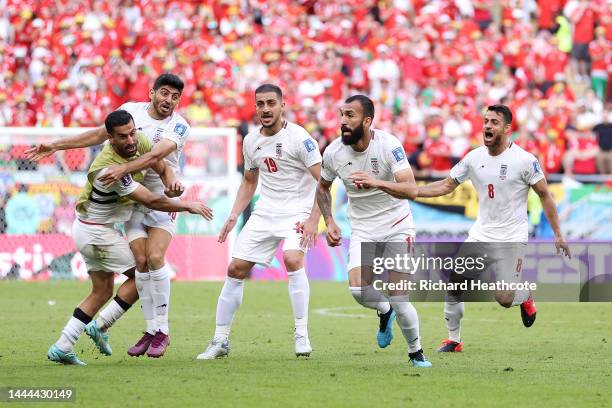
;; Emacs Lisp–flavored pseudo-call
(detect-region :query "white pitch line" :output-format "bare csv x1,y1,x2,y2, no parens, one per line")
313,306,610,326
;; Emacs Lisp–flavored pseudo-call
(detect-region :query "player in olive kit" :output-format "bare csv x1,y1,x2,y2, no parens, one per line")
47,110,212,365
28,74,190,357
418,105,571,352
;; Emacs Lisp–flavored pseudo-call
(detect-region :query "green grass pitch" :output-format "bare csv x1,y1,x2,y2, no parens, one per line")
1,280,611,407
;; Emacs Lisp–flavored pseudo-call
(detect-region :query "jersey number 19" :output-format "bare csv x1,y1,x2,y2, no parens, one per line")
264,158,278,173
487,183,495,199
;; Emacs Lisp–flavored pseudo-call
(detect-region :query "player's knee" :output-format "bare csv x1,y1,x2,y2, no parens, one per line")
134,255,148,272
146,252,165,271
227,262,249,280
283,255,304,272
495,292,513,308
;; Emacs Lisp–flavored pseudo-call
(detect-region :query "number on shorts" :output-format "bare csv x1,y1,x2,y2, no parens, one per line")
487,183,495,199
264,157,278,173
169,212,177,222
515,258,522,273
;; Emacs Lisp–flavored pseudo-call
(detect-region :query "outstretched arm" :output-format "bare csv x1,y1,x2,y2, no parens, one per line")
532,178,571,258
128,184,213,219
98,139,177,186
349,166,418,200
417,177,459,198
25,126,107,161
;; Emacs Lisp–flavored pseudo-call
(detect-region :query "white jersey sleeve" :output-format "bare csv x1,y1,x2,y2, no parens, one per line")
522,154,545,186
95,169,140,197
449,149,476,184
384,136,411,174
242,133,256,171
321,147,337,182
296,132,322,169
161,116,190,152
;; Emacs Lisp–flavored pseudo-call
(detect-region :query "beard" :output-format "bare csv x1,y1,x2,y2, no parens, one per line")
260,115,279,128
341,124,364,145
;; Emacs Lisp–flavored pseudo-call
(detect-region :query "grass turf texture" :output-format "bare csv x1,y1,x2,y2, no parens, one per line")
1,281,611,408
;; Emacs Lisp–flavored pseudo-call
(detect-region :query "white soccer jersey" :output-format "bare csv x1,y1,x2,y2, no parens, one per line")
120,102,190,193
242,121,321,216
321,128,414,235
77,168,140,224
449,143,545,242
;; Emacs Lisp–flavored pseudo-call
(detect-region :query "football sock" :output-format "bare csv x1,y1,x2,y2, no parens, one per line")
390,296,422,353
349,285,391,314
444,301,464,343
150,265,171,334
56,308,92,353
511,289,530,306
97,295,132,331
287,268,310,337
214,277,245,341
135,270,156,335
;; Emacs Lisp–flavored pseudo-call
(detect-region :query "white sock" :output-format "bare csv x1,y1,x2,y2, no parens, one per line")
444,301,464,342
349,285,390,314
214,277,245,341
287,268,310,337
511,289,530,306
150,265,171,334
135,270,156,335
97,296,131,331
56,309,90,353
390,295,421,353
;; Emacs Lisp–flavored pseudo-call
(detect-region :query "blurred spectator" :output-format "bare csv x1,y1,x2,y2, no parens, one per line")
0,0,609,176
563,126,600,177
5,185,40,234
594,105,612,174
589,27,610,100
564,0,598,81
185,91,212,126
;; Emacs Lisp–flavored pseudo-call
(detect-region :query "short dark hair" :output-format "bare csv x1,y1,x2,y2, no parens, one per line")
345,94,375,120
487,104,513,125
105,110,134,134
153,73,184,93
255,83,283,100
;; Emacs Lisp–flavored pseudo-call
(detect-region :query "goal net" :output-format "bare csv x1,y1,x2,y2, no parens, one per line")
0,127,239,281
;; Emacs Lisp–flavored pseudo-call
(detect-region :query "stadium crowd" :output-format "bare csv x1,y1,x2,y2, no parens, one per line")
0,0,611,176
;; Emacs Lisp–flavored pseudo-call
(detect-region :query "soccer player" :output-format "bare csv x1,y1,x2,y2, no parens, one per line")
27,74,190,357
316,95,432,368
196,84,321,359
417,104,571,352
47,110,213,365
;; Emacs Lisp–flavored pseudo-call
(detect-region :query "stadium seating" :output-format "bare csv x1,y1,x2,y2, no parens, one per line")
0,0,610,177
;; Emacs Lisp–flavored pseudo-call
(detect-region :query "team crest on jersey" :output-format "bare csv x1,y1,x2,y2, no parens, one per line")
276,143,283,158
174,123,187,136
392,147,405,162
500,164,508,180
371,158,379,174
153,127,163,143
121,175,133,187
